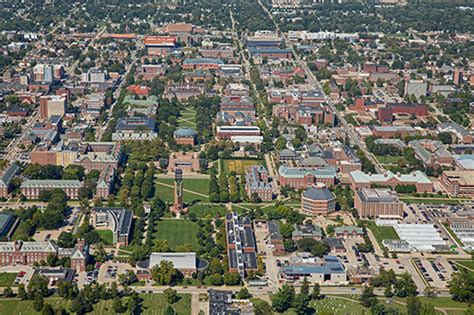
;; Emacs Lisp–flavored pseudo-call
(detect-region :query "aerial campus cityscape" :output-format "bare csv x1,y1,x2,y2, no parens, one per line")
0,0,473,314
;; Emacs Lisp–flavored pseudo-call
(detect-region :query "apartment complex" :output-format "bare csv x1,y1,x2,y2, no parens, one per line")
39,94,67,119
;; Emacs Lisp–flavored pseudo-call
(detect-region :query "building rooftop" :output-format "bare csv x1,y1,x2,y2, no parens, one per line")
292,224,323,238
279,165,336,179
350,170,432,185
148,252,196,270
302,186,335,201
21,179,83,189
357,188,399,203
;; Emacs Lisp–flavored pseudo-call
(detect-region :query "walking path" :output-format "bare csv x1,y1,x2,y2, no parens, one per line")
155,181,209,198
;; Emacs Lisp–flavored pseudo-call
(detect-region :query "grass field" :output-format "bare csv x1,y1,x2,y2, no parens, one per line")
312,297,368,315
188,204,226,218
364,221,399,247
155,184,207,204
0,272,16,287
393,296,470,311
0,293,191,315
154,219,200,250
452,260,474,270
221,159,263,175
178,108,196,128
157,178,209,196
375,155,404,164
156,178,209,203
96,229,114,245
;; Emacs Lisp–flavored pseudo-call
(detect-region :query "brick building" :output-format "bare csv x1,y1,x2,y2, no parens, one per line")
245,165,272,201
278,165,336,189
20,179,84,199
173,128,197,146
440,171,474,197
300,186,337,216
354,188,404,219
349,170,433,193
0,240,87,272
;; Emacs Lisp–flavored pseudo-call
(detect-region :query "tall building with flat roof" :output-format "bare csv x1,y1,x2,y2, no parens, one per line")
39,95,67,119
354,188,404,219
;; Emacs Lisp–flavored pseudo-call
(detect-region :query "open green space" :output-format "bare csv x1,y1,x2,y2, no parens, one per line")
0,293,191,315
375,155,404,164
0,272,17,287
156,178,210,204
178,108,196,128
220,158,264,175
154,219,200,250
312,296,368,315
188,204,226,218
157,178,210,196
393,296,470,311
96,229,114,245
452,260,474,270
364,221,399,247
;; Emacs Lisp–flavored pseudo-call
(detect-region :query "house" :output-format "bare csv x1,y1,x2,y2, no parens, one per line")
334,226,364,239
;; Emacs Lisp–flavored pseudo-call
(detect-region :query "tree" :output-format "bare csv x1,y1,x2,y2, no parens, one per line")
57,231,76,248
252,298,272,315
164,288,179,304
18,284,27,300
271,284,295,312
3,286,14,297
57,281,78,299
312,283,321,300
301,277,310,298
406,297,421,315
41,303,54,315
236,287,251,299
384,286,394,298
28,274,49,298
208,273,224,286
360,286,377,308
394,273,417,298
223,272,241,286
449,270,474,303
293,293,310,315
113,297,126,313
151,260,179,285
164,306,176,315
33,294,44,312
94,243,108,263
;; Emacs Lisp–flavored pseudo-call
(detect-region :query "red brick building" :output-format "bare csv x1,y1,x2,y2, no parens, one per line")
300,186,337,216
278,165,336,189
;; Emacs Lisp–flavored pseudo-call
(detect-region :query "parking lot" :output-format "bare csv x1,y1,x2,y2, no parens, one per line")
413,257,456,289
